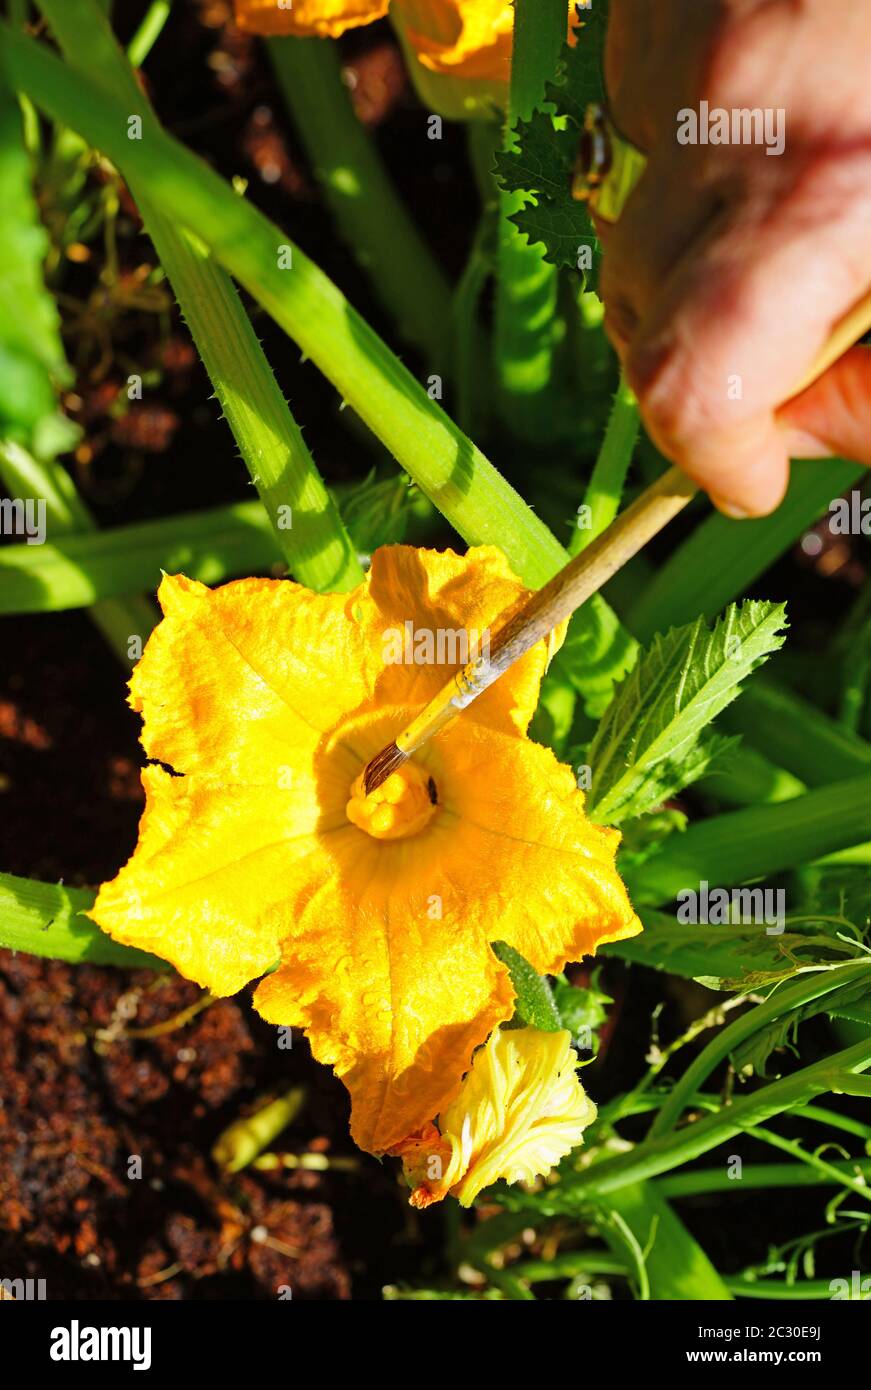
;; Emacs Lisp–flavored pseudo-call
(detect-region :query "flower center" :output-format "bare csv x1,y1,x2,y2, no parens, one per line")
346,763,438,841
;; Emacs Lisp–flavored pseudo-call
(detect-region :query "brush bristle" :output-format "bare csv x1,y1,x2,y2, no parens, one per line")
363,742,408,796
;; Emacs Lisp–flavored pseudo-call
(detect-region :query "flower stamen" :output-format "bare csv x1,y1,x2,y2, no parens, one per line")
346,764,438,840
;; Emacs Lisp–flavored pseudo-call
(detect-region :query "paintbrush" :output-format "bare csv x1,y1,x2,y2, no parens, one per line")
363,295,871,796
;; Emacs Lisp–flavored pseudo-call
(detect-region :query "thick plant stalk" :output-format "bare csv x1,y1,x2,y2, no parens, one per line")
0,498,281,612
267,35,450,368
37,0,362,594
1,22,575,588
570,375,641,554
0,870,165,968
493,0,564,440
0,440,156,665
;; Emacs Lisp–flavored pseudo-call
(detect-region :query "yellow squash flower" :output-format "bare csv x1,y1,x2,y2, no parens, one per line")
234,2,578,119
395,1025,597,1206
91,546,639,1154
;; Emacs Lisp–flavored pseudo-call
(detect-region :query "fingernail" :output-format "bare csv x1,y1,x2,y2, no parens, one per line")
711,495,752,520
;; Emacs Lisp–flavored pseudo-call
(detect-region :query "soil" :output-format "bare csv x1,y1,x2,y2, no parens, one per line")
1,1,868,1300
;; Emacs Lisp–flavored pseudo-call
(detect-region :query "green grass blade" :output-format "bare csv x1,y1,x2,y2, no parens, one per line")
0,497,281,611
628,459,864,639
0,439,157,664
267,35,451,368
626,772,871,906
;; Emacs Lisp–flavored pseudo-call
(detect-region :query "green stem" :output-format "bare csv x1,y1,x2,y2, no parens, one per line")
511,1252,627,1283
1,20,574,587
570,375,640,554
557,1040,871,1202
0,870,166,968
747,1124,871,1203
592,1181,733,1301
453,128,499,437
628,459,864,639
268,36,450,368
38,0,361,593
0,497,282,611
0,440,156,664
627,772,871,905
727,1277,845,1300
493,0,564,440
698,743,806,807
649,961,871,1138
658,1158,871,1198
126,0,170,67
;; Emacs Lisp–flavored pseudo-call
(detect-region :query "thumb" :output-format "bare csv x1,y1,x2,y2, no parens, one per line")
779,345,871,464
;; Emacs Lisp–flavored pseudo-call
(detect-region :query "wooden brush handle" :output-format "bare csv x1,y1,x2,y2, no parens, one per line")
478,465,697,688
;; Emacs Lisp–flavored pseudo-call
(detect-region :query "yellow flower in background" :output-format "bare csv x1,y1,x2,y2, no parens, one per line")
235,0,389,40
91,546,639,1154
234,1,578,119
395,1025,597,1207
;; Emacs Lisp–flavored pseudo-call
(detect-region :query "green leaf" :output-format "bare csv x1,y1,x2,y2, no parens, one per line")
616,807,689,872
493,109,579,203
491,941,562,1032
624,773,871,907
603,908,857,990
550,601,638,720
0,73,72,449
592,1182,733,1301
587,601,788,824
544,6,609,126
731,978,871,1078
337,472,414,553
552,971,611,1051
0,871,168,969
493,12,608,274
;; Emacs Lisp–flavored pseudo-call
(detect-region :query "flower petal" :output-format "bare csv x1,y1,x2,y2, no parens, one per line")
397,0,515,80
130,574,373,780
363,544,554,736
429,719,642,970
91,764,331,995
234,0,387,39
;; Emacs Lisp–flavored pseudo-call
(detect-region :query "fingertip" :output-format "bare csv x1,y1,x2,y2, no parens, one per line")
702,448,790,519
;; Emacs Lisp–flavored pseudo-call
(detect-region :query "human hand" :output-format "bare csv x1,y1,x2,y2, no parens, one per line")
599,0,871,517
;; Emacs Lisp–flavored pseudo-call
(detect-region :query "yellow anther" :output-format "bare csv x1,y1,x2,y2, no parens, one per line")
346,762,437,841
